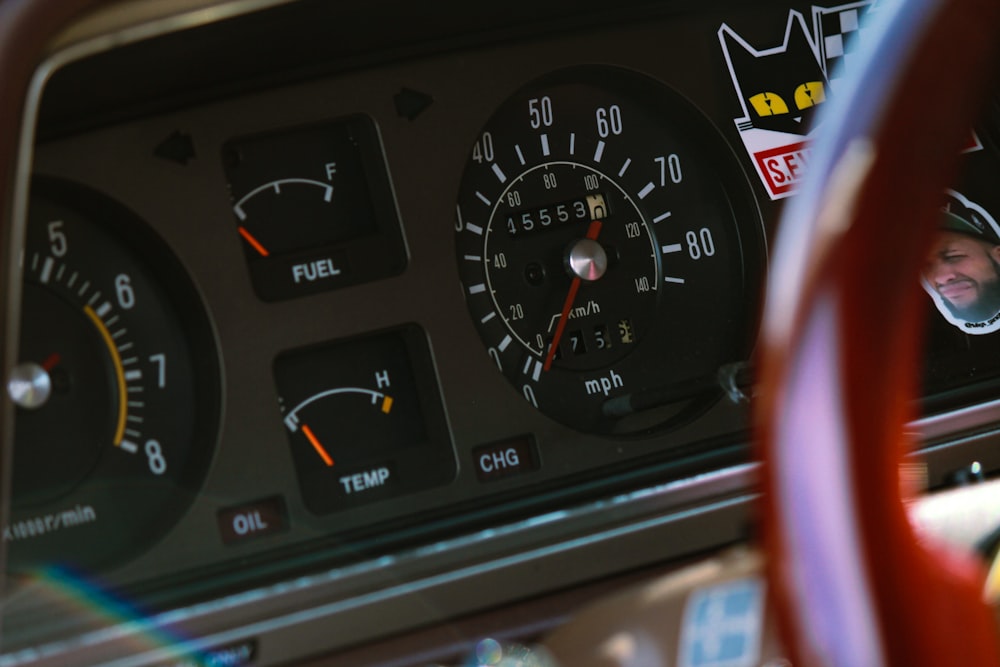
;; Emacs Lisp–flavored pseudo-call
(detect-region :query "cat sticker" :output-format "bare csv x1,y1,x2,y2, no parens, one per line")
719,11,829,199
720,2,979,200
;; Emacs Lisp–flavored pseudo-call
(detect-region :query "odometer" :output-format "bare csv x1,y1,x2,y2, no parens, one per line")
455,67,763,435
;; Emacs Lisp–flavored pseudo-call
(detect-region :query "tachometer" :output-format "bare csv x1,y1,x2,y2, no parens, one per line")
5,179,220,572
455,67,763,435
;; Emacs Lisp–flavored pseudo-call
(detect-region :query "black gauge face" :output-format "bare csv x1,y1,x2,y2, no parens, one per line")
274,326,455,515
6,180,219,572
222,115,407,302
455,67,763,435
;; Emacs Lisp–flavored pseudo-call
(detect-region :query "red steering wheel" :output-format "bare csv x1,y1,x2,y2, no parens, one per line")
758,0,1000,665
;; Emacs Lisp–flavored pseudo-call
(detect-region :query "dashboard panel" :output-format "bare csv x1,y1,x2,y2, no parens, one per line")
4,0,1000,664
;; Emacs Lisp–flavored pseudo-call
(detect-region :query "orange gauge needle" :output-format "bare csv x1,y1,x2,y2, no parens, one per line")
238,226,270,257
544,219,603,371
301,424,334,467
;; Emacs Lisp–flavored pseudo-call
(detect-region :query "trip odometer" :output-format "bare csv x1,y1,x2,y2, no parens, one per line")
455,67,763,435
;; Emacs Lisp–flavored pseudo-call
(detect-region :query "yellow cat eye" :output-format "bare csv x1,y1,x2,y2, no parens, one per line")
748,92,789,117
794,81,826,110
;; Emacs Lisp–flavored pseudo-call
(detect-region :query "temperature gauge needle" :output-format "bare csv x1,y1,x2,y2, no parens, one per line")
544,219,603,371
301,424,335,467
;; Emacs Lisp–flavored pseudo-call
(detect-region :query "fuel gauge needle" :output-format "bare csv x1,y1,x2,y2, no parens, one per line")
238,226,271,257
543,219,603,371
301,424,335,467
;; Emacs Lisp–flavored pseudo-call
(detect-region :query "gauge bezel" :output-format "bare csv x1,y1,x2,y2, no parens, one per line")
274,323,457,515
221,114,408,302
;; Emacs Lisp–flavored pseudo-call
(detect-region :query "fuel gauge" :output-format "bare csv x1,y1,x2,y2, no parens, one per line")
274,326,455,514
223,115,407,301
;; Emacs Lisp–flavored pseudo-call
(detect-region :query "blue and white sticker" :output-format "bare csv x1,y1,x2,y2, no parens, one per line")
678,577,765,667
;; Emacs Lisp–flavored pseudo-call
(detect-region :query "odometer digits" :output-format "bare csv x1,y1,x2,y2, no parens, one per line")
504,192,609,237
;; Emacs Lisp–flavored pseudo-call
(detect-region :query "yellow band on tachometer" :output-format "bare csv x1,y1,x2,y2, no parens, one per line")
83,305,128,446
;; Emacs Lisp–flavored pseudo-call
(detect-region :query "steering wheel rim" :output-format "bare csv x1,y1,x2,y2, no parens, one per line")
758,0,1000,665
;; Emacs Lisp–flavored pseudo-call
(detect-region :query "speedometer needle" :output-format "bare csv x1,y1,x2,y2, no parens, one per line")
543,219,603,371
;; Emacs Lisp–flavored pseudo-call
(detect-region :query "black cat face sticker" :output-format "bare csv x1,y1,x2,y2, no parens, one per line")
720,12,830,136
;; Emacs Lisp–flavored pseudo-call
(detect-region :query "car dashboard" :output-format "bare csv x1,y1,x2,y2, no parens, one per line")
3,1,1000,665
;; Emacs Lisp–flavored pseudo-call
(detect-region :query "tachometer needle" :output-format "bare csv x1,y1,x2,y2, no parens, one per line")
544,219,603,371
301,424,335,467
41,353,61,371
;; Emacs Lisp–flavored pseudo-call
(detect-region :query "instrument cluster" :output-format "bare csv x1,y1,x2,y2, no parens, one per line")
6,0,1000,659
13,7,770,591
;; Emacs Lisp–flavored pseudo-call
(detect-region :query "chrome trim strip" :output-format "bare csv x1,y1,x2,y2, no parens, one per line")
910,396,1000,442
1,463,757,665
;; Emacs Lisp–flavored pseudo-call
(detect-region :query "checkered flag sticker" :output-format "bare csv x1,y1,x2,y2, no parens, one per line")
813,0,880,90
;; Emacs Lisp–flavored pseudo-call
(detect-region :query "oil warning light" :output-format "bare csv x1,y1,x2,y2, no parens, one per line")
223,115,407,301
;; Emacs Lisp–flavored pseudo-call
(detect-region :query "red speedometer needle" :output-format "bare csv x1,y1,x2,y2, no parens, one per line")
543,219,603,371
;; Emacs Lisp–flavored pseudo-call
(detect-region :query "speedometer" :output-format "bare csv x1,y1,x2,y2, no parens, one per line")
455,67,763,435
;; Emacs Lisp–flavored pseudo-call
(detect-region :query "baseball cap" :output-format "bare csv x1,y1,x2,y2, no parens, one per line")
941,208,1000,245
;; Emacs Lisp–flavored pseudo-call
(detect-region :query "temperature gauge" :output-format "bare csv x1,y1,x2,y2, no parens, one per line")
223,115,407,301
274,326,455,514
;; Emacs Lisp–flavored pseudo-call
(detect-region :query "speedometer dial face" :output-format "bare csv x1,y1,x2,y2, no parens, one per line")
455,67,763,435
6,180,220,572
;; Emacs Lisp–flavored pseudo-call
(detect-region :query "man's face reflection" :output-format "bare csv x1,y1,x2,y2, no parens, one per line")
924,231,1000,322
